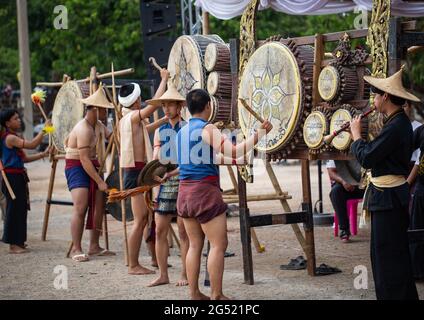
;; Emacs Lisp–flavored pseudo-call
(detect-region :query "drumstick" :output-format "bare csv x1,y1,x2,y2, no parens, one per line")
239,98,264,123
0,160,16,200
31,90,48,121
149,57,162,71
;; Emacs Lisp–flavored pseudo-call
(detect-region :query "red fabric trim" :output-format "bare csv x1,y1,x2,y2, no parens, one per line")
3,168,25,174
124,161,146,171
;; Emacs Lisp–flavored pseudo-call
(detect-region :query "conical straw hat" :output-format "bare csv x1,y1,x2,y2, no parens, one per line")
80,84,114,109
146,85,186,106
364,67,420,102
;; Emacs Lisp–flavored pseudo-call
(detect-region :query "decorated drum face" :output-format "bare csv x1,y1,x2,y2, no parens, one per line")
318,65,339,102
238,41,312,153
303,111,327,149
52,81,88,153
168,35,224,121
329,108,352,150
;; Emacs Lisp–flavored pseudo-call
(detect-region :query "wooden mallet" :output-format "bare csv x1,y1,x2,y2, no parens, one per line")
237,98,266,253
149,57,162,72
239,98,265,123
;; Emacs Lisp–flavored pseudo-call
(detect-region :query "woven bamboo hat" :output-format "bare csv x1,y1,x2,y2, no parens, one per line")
80,84,114,109
364,67,420,102
146,85,185,106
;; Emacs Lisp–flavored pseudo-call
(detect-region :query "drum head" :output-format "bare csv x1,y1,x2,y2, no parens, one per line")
303,111,328,149
105,170,133,222
168,36,204,97
330,109,352,150
52,81,87,153
318,65,340,102
238,42,302,152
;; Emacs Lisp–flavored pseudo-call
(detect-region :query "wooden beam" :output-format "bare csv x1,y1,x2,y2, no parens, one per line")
301,160,316,276
249,212,308,227
313,33,324,107
223,193,291,204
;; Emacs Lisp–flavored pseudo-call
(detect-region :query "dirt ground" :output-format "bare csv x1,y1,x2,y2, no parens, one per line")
0,160,423,300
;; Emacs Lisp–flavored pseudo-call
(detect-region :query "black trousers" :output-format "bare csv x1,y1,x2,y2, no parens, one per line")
1,173,28,246
329,182,364,234
371,202,418,300
409,191,424,280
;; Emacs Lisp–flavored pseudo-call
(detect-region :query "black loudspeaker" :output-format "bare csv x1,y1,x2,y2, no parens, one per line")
140,2,177,35
140,1,178,82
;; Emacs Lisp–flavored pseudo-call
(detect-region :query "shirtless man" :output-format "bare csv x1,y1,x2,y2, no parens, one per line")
118,69,169,275
65,86,115,262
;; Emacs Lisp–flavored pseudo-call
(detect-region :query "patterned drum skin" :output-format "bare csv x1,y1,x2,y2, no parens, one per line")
238,42,306,153
318,65,340,102
51,81,88,153
167,35,224,121
329,108,353,151
303,111,328,149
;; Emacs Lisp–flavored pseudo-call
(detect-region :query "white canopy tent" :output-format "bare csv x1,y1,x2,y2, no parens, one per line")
194,0,424,19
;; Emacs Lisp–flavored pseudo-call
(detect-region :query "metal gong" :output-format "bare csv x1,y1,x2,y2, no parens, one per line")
105,170,133,222
238,41,310,153
52,81,88,153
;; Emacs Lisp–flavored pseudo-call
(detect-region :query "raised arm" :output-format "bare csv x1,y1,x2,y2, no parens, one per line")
146,116,168,133
202,121,272,160
153,128,161,160
5,119,52,150
131,69,170,124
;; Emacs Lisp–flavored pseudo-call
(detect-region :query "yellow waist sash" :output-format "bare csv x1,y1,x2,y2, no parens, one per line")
369,173,406,188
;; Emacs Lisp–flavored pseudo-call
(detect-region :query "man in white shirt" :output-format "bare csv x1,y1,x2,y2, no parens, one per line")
327,160,364,242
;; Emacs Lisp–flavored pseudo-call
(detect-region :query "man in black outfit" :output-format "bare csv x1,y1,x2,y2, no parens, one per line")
350,68,420,300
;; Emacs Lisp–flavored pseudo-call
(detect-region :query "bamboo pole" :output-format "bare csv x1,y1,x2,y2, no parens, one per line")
36,68,134,87
41,158,57,240
111,63,129,266
0,168,16,200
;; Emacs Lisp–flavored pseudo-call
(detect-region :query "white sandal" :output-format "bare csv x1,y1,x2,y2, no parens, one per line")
71,253,89,262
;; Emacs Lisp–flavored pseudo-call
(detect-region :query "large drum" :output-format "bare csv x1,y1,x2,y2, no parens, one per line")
168,34,224,97
168,34,225,122
238,40,314,159
52,81,89,153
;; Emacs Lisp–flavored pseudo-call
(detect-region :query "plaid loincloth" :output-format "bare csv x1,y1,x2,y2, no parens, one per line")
155,175,179,215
